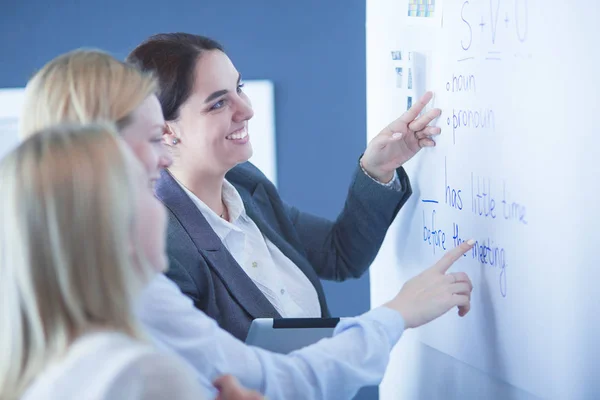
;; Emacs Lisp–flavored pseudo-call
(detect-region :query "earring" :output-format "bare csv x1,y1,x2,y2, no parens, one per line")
172,138,179,145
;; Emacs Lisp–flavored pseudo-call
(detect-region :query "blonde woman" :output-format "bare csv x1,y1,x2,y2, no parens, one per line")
0,124,204,399
20,50,172,182
20,49,475,400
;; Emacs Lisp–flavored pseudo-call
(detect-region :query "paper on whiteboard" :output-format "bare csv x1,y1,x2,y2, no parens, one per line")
406,0,445,27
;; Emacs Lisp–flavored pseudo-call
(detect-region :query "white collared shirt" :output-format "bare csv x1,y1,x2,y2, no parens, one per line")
178,180,321,318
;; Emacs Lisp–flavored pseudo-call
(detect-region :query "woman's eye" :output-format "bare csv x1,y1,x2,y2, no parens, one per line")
237,83,245,93
211,99,226,110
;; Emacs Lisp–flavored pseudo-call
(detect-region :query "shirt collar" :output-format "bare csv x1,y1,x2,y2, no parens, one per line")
175,178,247,241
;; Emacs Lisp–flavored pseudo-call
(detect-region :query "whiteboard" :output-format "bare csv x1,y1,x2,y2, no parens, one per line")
243,80,278,186
367,1,600,399
0,81,277,186
0,89,25,160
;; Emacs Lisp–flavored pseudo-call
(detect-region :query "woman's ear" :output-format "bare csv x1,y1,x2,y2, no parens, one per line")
164,122,180,147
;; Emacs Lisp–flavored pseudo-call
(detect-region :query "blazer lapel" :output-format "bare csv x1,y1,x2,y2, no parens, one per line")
155,170,281,320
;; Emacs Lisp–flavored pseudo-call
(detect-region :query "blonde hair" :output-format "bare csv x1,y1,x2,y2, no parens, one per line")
0,124,151,399
19,49,157,139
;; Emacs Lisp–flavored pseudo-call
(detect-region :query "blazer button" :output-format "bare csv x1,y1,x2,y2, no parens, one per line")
252,262,258,268
280,289,285,295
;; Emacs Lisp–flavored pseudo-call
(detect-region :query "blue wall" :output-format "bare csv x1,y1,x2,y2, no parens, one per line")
0,1,375,397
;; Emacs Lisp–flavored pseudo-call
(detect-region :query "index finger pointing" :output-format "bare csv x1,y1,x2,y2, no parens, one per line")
401,91,434,124
433,239,475,273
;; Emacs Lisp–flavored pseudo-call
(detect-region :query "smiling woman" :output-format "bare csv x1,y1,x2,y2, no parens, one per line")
127,32,442,340
168,48,254,173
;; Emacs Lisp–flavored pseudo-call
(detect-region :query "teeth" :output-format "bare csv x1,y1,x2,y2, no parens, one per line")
226,129,248,140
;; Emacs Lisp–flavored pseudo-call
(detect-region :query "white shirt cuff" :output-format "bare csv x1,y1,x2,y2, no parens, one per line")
360,164,403,191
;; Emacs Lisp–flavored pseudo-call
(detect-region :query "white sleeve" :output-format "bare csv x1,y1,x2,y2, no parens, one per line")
104,352,207,400
136,274,405,400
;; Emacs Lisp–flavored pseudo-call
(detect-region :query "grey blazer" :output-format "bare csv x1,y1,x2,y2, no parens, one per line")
154,161,412,340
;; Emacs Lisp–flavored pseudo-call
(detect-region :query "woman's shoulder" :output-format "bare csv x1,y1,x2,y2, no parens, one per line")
227,162,280,203
227,162,272,187
104,345,207,400
22,331,192,400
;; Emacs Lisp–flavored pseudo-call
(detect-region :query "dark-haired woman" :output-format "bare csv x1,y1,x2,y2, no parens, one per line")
127,33,443,340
